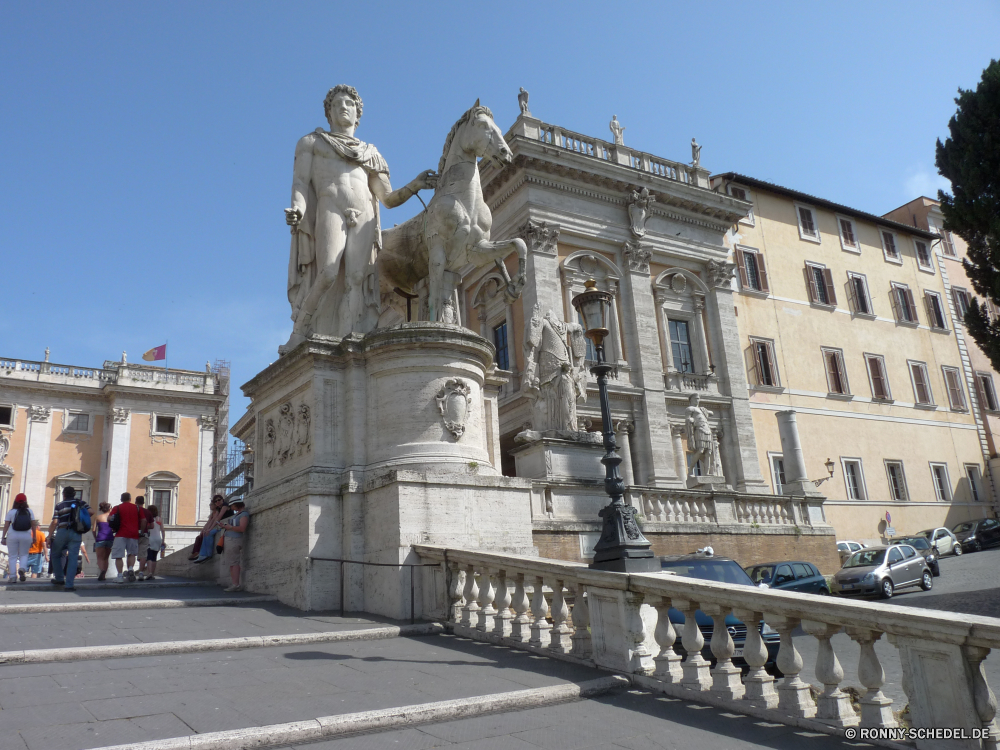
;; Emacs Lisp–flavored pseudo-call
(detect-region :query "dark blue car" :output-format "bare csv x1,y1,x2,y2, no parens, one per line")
744,561,830,594
660,554,781,670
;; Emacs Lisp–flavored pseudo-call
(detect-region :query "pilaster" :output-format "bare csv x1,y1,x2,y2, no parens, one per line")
102,407,132,505
197,416,216,522
22,406,52,513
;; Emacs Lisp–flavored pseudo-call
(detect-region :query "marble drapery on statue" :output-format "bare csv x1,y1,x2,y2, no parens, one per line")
685,392,720,477
283,85,437,348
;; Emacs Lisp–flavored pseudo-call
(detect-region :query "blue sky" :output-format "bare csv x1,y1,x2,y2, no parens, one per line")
2,1,997,434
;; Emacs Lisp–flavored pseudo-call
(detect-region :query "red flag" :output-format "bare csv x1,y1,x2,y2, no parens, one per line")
142,344,167,362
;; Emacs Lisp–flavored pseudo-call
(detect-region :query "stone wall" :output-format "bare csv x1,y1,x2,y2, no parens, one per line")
533,528,841,574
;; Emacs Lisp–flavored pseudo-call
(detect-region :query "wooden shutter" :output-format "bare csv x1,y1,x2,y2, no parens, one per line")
745,343,760,385
735,248,750,289
755,253,770,293
924,292,945,328
804,266,819,303
822,268,837,306
869,357,887,399
890,287,902,321
835,352,849,394
904,289,918,323
911,364,930,404
945,369,966,409
826,351,846,394
763,342,779,386
847,276,858,311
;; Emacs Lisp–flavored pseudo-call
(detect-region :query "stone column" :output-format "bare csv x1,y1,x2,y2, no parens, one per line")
619,247,683,488
196,416,216,523
101,407,131,507
691,296,712,374
671,425,686,479
776,410,823,496
702,266,768,492
22,406,52,514
614,419,635,485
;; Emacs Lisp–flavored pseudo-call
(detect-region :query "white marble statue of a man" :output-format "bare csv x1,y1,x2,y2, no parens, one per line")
284,85,438,346
685,392,716,476
609,115,625,146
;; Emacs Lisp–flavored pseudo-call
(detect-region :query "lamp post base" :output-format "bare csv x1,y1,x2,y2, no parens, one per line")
590,501,660,573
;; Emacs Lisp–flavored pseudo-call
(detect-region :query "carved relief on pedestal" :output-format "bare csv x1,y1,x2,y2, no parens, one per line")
706,259,736,288
263,418,277,468
622,240,652,274
627,187,655,238
264,399,312,469
436,379,472,440
111,407,129,424
28,405,51,423
517,220,560,256
296,404,311,453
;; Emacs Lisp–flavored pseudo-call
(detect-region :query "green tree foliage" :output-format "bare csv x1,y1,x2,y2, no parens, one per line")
936,59,1000,370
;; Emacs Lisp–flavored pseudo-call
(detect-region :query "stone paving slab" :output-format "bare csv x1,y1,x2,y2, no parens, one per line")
0,583,252,603
0,576,204,592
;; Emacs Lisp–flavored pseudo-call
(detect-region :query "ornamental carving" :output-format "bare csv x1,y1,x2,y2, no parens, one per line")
199,415,218,431
516,219,559,256
263,418,277,467
436,379,472,440
266,400,312,468
0,433,9,466
111,407,129,424
296,404,311,453
622,241,652,274
627,187,655,238
706,259,736,288
28,405,51,422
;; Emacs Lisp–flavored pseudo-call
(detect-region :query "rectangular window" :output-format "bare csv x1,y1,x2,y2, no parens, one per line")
154,415,177,435
943,367,967,411
881,230,901,262
924,292,947,330
941,230,957,257
668,319,695,373
748,338,780,387
847,273,873,315
978,373,999,411
492,322,510,371
65,412,89,433
842,458,866,500
805,263,837,306
728,185,754,225
837,216,859,252
967,465,983,502
915,240,933,270
953,288,971,319
153,489,172,524
735,246,769,293
0,406,12,428
796,204,819,242
822,348,850,395
885,460,908,501
908,361,934,406
891,283,918,324
865,354,891,401
930,463,951,502
770,454,786,494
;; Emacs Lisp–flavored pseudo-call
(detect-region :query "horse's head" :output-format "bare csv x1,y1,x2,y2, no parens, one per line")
440,100,512,175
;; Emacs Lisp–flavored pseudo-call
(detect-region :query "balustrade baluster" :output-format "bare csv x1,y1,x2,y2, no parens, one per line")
511,572,533,643
477,569,497,633
733,609,777,708
847,628,896,728
447,563,465,624
963,646,1000,748
548,579,573,654
462,564,480,629
663,498,673,522
529,576,552,648
571,584,592,659
704,605,744,699
655,496,666,521
493,570,513,638
767,615,816,717
802,621,858,726
675,599,711,690
653,597,683,683
643,495,656,520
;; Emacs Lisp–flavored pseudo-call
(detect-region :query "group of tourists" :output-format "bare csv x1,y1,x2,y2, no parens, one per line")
187,494,249,592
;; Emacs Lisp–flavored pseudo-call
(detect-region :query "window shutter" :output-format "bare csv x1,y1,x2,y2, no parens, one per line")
745,344,760,385
836,353,849,394
890,287,902,320
847,276,859,311
756,254,770,293
822,268,837,306
945,369,966,409
764,343,779,386
804,266,818,303
869,357,887,399
735,248,750,289
904,289,918,322
825,352,839,392
911,364,929,404
923,292,937,327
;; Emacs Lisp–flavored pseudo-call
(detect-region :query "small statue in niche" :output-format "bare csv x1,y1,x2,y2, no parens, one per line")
609,115,625,146
685,393,719,477
518,87,531,116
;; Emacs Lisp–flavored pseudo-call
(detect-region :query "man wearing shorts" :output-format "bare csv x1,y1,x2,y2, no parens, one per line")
27,527,47,578
217,498,249,592
109,492,146,583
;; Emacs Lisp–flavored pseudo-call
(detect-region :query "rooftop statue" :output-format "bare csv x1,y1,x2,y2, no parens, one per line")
284,85,438,346
691,137,702,167
609,115,625,146
517,87,531,116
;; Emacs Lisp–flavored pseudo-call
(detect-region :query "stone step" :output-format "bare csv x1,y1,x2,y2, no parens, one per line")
0,594,277,615
0,577,205,592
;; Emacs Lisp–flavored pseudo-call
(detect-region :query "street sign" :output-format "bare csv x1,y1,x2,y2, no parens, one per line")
886,527,896,536
885,511,892,525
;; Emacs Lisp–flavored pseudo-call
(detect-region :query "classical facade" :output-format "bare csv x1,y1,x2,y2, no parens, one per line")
0,352,227,552
712,175,995,545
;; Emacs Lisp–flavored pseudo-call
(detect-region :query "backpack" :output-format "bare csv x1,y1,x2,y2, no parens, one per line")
108,509,121,533
70,502,91,535
12,508,31,532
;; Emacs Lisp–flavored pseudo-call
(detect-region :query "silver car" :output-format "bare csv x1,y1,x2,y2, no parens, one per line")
831,544,933,599
916,527,962,556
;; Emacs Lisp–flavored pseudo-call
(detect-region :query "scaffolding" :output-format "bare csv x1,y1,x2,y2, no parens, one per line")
219,439,251,501
211,359,231,495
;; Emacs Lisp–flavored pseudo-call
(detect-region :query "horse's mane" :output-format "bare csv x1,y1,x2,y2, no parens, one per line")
437,104,495,180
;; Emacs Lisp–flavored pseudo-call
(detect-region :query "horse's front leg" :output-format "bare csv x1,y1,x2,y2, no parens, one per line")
427,236,447,323
472,237,528,303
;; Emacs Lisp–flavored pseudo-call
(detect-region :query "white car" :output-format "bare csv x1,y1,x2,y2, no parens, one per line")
917,527,963,556
837,540,866,565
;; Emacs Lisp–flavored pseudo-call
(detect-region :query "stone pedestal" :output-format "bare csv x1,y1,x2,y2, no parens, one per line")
511,433,603,480
239,323,535,617
685,475,729,490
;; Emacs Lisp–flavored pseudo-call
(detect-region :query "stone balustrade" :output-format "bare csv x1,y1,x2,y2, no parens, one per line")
637,490,813,530
0,356,215,393
415,545,1000,749
663,370,718,394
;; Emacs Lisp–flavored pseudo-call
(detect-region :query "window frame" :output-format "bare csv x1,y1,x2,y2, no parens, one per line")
835,214,861,253
804,261,837,307
61,409,92,435
929,462,952,502
864,353,893,402
151,412,180,438
821,347,851,397
768,452,786,495
977,372,999,412
846,272,875,317
794,203,821,244
923,290,948,331
880,229,903,264
747,337,781,389
840,457,868,501
734,245,769,295
667,318,696,374
492,321,510,371
942,366,968,412
727,184,755,226
906,360,935,408
966,464,983,502
952,287,971,320
884,460,909,502
890,282,919,325
914,239,935,273
0,404,15,429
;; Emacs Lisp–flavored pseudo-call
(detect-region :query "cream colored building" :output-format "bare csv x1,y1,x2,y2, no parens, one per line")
711,174,995,544
0,352,228,552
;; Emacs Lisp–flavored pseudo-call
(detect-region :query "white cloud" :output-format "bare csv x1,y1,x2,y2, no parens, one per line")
903,168,951,201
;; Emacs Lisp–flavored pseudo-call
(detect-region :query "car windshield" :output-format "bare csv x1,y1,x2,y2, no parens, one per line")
845,549,885,567
917,530,933,538
895,537,929,550
745,565,774,584
661,559,756,586
953,522,976,534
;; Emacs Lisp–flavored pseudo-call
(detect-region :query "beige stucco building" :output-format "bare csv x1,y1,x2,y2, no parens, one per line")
0,352,228,552
712,175,995,544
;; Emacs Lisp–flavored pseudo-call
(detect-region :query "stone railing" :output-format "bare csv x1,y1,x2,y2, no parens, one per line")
0,357,216,394
0,358,116,383
733,497,795,526
415,545,1000,749
640,494,716,524
664,371,718,394
637,490,811,530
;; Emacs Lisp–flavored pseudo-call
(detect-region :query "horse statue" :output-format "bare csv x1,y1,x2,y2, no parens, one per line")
378,100,527,323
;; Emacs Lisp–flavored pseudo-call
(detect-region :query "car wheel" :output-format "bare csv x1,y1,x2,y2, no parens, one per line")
954,544,963,556
974,540,983,552
880,579,894,599
921,571,933,591
818,587,830,595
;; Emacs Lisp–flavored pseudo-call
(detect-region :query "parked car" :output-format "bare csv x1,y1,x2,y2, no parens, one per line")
831,544,933,599
916,527,962,557
744,561,829,594
660,553,781,669
889,536,940,576
836,540,866,565
951,518,1000,552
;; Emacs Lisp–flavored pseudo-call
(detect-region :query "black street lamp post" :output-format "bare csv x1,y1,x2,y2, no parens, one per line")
572,280,659,573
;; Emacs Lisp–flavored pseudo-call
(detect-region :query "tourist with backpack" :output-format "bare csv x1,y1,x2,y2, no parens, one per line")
108,492,145,583
2,493,39,583
26,526,47,578
47,486,90,590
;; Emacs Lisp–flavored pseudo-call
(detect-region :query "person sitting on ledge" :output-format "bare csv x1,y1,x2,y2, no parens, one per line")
192,496,233,564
